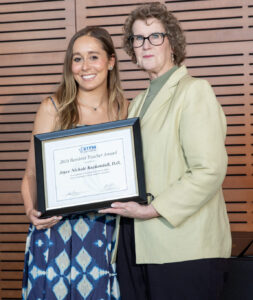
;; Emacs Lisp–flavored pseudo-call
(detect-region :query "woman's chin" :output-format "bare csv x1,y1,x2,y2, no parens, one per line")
142,65,157,75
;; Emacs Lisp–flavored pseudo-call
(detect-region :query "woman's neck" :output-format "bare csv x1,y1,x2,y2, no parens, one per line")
148,63,175,80
76,88,112,126
77,89,109,111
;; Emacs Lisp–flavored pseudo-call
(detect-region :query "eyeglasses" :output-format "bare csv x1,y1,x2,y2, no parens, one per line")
129,32,168,48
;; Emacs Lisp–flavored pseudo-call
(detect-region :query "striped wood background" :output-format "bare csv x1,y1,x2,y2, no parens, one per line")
0,0,252,298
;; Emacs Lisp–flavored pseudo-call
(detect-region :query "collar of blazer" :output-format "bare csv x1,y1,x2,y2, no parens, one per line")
129,65,188,125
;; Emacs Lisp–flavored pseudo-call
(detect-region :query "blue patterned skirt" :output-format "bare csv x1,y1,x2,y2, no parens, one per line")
22,213,120,300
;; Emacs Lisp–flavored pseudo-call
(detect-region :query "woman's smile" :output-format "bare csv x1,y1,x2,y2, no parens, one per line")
81,74,96,81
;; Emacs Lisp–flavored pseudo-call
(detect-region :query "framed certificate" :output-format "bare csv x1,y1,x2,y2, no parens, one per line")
34,117,147,218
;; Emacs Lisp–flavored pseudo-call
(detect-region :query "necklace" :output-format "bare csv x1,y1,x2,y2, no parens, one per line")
79,99,103,111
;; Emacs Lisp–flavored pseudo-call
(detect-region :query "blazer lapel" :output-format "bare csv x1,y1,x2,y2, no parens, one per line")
140,66,188,126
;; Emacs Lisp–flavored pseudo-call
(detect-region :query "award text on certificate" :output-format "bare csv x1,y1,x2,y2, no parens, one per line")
43,128,137,210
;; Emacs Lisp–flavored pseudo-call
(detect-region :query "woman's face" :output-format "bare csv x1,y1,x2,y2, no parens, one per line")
71,35,114,92
132,18,174,79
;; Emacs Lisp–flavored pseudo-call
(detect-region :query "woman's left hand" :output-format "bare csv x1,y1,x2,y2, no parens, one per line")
98,202,159,219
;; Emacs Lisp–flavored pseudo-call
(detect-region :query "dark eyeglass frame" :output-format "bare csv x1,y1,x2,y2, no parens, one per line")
129,32,168,48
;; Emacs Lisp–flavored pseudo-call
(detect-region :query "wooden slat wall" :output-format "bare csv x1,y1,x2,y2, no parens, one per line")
0,0,252,298
0,0,75,298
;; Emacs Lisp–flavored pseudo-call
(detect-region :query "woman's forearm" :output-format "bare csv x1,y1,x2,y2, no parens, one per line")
21,171,37,216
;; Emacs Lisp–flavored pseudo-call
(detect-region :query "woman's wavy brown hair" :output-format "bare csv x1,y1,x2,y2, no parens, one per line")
123,2,186,66
55,26,125,130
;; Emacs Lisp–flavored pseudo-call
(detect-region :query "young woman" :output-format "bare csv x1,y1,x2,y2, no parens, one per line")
22,26,128,299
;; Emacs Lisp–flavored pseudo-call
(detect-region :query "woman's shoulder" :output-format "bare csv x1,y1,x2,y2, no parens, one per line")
35,96,59,125
32,96,59,134
44,96,58,110
180,75,213,95
39,96,59,115
176,66,211,88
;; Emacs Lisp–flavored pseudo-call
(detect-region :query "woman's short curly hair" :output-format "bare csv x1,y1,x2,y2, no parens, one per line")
123,2,186,65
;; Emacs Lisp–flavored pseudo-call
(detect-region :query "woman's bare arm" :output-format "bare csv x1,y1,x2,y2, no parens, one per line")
21,97,62,229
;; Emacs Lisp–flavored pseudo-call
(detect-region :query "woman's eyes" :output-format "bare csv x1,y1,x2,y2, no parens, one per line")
90,55,99,60
150,33,160,39
73,56,82,62
135,35,144,41
72,55,99,63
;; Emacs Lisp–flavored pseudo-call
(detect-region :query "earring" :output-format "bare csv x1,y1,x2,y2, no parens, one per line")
171,53,175,63
108,66,113,71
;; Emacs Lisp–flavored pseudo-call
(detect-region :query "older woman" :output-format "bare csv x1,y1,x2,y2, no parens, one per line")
101,2,232,300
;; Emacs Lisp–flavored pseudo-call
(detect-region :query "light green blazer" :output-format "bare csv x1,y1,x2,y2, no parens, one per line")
124,65,231,264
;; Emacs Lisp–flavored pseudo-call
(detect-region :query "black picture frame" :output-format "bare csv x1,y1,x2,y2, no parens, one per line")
34,117,147,218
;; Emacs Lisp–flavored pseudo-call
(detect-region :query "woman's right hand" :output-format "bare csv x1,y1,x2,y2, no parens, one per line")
27,208,62,230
